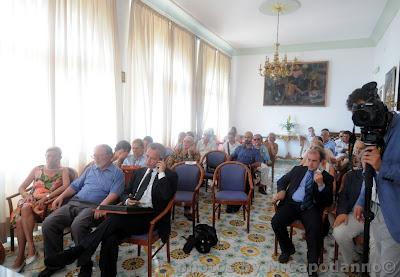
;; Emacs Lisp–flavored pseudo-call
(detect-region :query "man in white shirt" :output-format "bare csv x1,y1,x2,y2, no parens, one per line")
223,132,240,156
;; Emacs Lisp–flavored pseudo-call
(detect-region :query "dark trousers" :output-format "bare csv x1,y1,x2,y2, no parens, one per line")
79,213,154,277
42,198,99,269
271,201,323,266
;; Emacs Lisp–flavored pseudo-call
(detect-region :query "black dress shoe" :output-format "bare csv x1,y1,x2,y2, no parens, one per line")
278,247,296,263
38,266,65,277
78,260,93,277
45,245,84,267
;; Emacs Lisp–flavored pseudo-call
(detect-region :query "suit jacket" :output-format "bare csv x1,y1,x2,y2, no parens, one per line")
277,165,334,210
121,167,178,242
336,169,363,216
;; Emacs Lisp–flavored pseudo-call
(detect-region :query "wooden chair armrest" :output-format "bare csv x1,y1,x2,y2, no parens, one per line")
149,197,175,226
6,187,33,215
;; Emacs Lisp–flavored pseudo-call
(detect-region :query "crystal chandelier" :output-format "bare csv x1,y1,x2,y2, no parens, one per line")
259,4,297,79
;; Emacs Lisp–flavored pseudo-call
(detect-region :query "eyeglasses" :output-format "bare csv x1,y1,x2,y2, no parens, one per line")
253,138,261,141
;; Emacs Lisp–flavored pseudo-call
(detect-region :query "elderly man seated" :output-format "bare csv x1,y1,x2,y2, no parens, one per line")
39,144,124,277
123,138,147,167
321,128,336,157
332,141,372,269
197,130,217,158
253,133,271,195
229,131,263,212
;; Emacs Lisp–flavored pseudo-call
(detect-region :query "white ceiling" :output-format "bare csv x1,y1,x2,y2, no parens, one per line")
172,0,388,49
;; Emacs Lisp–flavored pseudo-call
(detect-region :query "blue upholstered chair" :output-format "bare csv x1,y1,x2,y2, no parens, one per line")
200,150,227,192
123,197,175,277
171,162,204,233
212,161,253,233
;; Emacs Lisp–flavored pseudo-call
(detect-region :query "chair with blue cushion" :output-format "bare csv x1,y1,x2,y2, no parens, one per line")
171,162,204,233
123,197,175,277
212,161,254,233
200,150,227,192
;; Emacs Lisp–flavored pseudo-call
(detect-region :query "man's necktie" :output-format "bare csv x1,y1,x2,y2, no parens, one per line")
134,170,153,200
301,170,315,210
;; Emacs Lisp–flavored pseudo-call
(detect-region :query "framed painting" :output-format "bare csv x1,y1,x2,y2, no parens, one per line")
384,66,396,111
263,61,328,106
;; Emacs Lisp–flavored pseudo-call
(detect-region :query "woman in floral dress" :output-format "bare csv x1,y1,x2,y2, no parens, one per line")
11,147,70,272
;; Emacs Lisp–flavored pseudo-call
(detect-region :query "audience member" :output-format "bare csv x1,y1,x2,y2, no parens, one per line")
39,144,124,277
174,132,187,151
265,132,279,161
166,135,200,168
45,143,177,277
223,132,240,156
321,128,336,155
112,140,131,168
229,131,262,212
143,136,153,151
333,143,368,267
235,134,243,145
123,139,147,167
253,134,271,195
10,147,70,272
307,127,316,144
197,131,217,157
271,147,333,277
335,131,350,158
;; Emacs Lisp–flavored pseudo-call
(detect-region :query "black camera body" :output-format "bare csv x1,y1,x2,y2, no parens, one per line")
351,82,388,146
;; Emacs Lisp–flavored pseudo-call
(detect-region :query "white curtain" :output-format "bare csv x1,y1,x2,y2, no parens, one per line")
197,42,230,138
54,0,120,172
0,0,53,225
0,0,119,224
125,1,195,145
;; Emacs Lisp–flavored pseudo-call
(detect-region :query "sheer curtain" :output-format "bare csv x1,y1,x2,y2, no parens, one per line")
53,0,120,171
125,1,195,145
0,0,120,226
196,42,230,138
0,0,53,227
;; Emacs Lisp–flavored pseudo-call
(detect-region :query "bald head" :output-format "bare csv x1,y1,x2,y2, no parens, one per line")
243,131,253,146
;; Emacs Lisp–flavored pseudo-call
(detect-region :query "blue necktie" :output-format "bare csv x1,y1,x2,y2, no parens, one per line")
301,170,314,210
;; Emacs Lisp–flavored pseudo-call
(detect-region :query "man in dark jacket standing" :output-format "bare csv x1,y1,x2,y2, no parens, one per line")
271,146,333,277
45,143,177,277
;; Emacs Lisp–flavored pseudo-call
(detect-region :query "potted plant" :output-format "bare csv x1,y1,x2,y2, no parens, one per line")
280,115,296,134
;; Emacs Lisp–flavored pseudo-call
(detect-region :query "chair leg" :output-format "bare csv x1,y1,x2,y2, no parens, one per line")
138,245,141,256
289,226,293,240
147,243,152,277
10,228,14,251
192,203,195,234
319,237,324,264
333,241,339,266
172,204,175,220
166,238,171,263
217,204,221,219
196,202,200,223
246,203,250,233
242,205,246,221
205,180,208,192
274,235,279,257
212,201,216,229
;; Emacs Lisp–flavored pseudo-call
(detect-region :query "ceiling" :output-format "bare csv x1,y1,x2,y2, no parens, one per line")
171,0,388,50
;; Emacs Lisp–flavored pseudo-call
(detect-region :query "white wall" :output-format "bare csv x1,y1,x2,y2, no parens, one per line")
372,9,400,103
231,48,375,137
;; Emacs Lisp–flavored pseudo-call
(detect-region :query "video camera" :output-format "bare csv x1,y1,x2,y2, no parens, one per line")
351,81,389,146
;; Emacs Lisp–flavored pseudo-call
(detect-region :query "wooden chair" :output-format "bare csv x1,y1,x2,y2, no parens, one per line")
273,201,328,263
212,161,253,233
171,162,204,233
122,198,175,277
121,165,141,186
6,167,78,251
200,150,227,192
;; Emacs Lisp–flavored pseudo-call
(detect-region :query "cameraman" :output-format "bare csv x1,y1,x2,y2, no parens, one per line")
347,82,400,277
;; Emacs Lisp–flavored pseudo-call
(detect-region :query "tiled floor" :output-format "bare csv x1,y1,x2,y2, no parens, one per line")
2,160,347,276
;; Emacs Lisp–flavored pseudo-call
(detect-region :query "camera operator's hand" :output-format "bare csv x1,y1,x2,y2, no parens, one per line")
354,204,364,223
362,146,381,171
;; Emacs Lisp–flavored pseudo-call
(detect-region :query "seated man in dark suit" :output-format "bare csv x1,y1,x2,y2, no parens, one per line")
271,146,333,277
45,143,178,277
